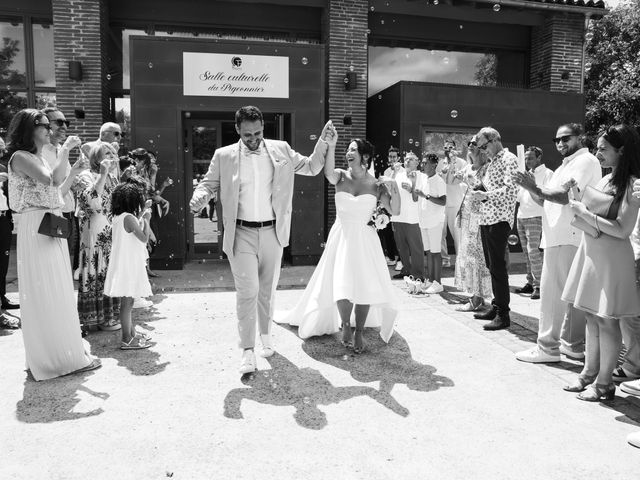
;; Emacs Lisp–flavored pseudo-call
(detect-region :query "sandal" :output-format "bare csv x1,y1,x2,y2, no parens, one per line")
576,383,616,402
563,374,597,392
99,322,122,332
120,335,151,350
68,358,102,375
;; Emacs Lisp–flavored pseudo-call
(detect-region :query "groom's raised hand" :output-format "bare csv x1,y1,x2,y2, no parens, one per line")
320,120,338,147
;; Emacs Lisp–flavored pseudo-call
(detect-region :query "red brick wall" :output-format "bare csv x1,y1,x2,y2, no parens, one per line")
530,13,585,93
325,0,368,229
52,0,108,145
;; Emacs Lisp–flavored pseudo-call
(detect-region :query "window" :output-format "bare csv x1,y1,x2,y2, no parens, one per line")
0,15,55,136
369,46,497,96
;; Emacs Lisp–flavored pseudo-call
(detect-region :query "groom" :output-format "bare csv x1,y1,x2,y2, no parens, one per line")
190,106,335,374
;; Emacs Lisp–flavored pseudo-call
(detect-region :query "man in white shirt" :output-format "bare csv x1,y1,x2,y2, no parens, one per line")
379,147,401,268
514,146,553,300
390,152,424,281
415,153,447,293
190,106,333,375
438,139,467,268
513,123,601,363
42,108,86,273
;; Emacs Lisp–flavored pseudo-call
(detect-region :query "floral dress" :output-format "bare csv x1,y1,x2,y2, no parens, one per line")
454,164,492,299
72,170,120,329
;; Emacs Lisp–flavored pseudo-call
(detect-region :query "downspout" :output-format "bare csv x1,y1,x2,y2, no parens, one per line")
580,14,591,94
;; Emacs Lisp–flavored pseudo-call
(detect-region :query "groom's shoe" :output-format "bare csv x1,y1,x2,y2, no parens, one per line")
239,349,257,375
260,334,275,358
483,314,510,331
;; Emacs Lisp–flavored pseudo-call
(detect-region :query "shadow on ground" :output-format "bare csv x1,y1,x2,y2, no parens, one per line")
16,369,107,423
223,327,453,430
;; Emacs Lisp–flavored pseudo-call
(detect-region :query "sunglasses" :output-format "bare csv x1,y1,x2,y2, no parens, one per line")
552,134,576,144
467,141,477,147
34,121,51,131
477,139,493,151
106,131,124,137
52,119,71,128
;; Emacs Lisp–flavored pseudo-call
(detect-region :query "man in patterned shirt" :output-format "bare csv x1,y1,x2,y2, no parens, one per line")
471,127,519,331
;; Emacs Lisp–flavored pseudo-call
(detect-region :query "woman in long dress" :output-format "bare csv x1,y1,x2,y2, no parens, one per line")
73,142,121,332
562,124,640,401
6,108,100,380
278,134,401,353
454,137,492,311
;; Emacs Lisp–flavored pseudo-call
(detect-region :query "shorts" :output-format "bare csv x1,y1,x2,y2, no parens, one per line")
421,223,444,253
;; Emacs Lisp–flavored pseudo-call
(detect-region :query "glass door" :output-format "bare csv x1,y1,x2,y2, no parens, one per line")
184,119,225,259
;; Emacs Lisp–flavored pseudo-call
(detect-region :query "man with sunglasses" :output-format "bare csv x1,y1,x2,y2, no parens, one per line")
43,108,87,277
513,123,601,363
514,146,552,300
470,127,519,330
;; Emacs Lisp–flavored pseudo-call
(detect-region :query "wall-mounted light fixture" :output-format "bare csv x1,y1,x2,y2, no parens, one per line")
68,61,83,81
344,71,357,90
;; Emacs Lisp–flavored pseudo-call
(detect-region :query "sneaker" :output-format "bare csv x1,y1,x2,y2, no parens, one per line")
239,349,257,375
559,345,585,360
627,431,640,448
392,273,405,279
385,257,397,266
403,275,415,288
407,279,419,294
620,379,640,396
426,280,444,294
530,288,540,300
515,347,561,363
612,367,640,383
394,261,403,272
260,334,275,358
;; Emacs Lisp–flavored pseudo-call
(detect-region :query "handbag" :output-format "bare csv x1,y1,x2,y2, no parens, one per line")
38,211,71,239
570,185,619,238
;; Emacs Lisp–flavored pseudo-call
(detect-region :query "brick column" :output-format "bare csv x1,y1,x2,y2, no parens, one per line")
530,13,585,93
326,0,368,228
52,0,108,143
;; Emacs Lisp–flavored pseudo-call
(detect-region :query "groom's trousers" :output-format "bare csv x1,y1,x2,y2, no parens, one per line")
228,225,283,349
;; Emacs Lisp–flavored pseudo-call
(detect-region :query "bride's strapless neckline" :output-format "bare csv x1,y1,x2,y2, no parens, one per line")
336,191,376,199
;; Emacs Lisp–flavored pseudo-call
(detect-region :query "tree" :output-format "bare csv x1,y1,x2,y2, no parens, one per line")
584,0,640,136
474,54,497,87
0,37,28,136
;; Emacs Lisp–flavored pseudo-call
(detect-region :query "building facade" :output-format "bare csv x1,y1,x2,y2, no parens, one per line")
0,0,605,269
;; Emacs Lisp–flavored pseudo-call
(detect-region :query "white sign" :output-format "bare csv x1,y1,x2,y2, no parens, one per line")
183,52,289,98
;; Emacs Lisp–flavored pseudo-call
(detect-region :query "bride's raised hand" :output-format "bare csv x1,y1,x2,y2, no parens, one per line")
320,120,337,147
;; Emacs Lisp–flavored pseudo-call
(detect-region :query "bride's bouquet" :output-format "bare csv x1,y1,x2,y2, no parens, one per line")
368,204,390,230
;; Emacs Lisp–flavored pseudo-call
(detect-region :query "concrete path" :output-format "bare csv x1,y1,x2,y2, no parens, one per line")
1,275,639,479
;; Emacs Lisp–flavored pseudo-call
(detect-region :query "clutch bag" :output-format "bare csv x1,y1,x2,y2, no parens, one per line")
38,212,71,239
570,185,618,238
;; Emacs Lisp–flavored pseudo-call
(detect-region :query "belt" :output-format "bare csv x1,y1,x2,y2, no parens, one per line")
236,219,276,228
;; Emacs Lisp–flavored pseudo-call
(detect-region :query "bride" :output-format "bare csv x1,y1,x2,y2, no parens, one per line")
278,133,401,353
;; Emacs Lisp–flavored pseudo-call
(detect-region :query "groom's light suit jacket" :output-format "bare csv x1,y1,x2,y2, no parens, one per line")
191,139,327,257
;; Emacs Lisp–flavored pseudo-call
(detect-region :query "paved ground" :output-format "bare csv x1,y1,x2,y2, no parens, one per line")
1,258,640,479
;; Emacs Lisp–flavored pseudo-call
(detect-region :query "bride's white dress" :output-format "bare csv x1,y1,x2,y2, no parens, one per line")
277,191,398,341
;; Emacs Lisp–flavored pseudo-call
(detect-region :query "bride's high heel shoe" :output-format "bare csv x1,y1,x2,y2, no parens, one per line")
353,328,365,354
341,322,353,349
563,374,597,393
576,383,616,402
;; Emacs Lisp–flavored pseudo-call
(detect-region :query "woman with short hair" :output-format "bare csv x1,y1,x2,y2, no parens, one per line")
73,141,121,332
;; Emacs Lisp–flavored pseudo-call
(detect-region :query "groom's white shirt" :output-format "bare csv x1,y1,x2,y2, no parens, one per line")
238,142,275,222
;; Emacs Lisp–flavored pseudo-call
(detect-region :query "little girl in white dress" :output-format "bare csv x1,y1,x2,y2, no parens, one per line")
104,182,153,349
